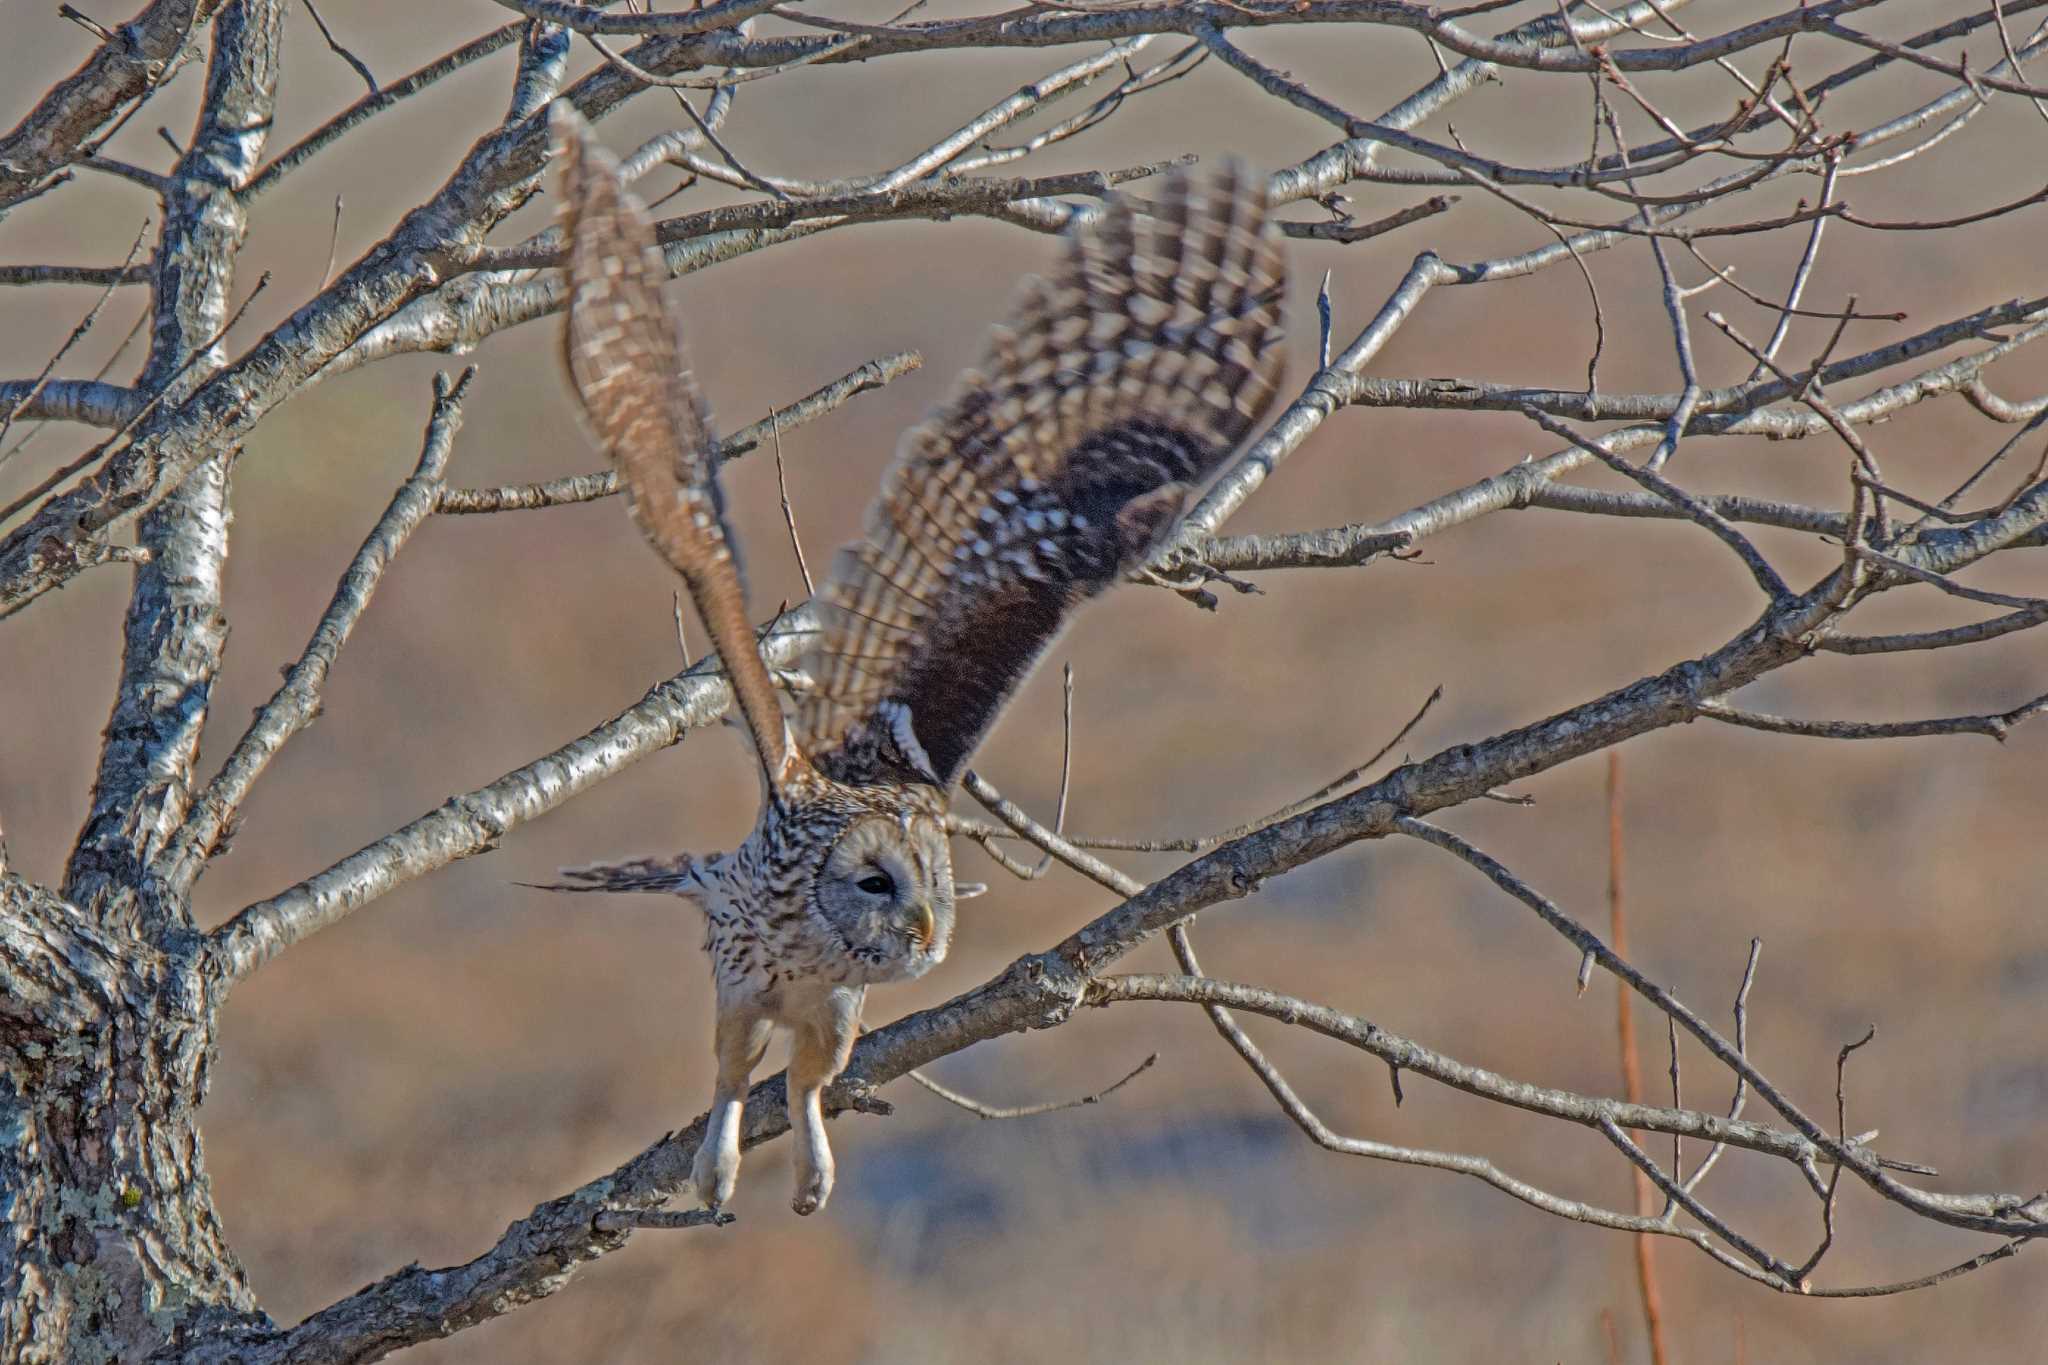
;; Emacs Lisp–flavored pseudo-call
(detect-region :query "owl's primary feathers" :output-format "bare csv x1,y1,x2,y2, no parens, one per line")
545,102,1285,1216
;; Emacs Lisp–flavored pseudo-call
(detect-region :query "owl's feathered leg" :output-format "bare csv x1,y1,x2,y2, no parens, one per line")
693,1004,772,1210
786,985,863,1216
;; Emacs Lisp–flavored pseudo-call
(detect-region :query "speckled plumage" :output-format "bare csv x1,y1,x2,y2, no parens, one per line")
544,103,1285,1216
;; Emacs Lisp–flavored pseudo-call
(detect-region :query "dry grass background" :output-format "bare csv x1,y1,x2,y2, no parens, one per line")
4,2,2048,1359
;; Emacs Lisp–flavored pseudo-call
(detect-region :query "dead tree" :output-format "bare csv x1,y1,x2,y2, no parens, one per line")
3,1,2047,1359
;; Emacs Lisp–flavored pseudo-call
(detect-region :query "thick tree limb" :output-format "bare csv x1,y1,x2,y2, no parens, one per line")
0,0,226,215
64,0,284,935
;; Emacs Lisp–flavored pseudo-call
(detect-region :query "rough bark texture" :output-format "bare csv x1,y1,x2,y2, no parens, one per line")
0,876,263,1362
8,6,285,1358
67,0,281,933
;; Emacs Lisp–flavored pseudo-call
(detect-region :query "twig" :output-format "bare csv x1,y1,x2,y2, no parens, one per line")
466,162,1186,272
1792,1024,1879,1282
1683,938,1761,1196
1606,754,1672,1365
1818,605,2048,655
1280,194,1458,243
581,36,789,197
1806,1241,2026,1297
0,219,150,449
906,1051,1158,1118
320,195,344,288
960,771,1140,896
302,0,379,94
591,1208,734,1231
989,664,1080,882
1090,971,1949,1293
436,351,921,513
1520,407,1790,599
1749,151,1842,377
1695,695,2048,743
1850,546,2048,613
78,153,173,195
248,25,526,198
969,686,1442,857
0,272,273,531
153,370,478,898
1990,0,2048,125
768,406,812,595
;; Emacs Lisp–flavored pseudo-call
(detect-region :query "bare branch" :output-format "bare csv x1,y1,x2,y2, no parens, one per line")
590,1208,733,1232
154,370,476,901
488,0,794,37
0,219,149,447
1521,407,1790,599
246,24,524,198
1696,694,2048,742
435,350,921,514
0,379,139,433
206,605,818,982
299,0,376,94
0,0,222,214
906,1051,1158,1119
64,0,285,934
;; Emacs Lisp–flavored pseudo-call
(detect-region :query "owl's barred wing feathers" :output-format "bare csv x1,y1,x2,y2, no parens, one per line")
800,163,1286,789
552,103,795,791
521,854,699,896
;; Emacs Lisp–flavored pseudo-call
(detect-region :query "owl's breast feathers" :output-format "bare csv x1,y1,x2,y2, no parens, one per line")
702,775,948,994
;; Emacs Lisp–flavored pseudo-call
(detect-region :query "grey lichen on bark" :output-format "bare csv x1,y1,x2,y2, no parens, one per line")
0,874,265,1363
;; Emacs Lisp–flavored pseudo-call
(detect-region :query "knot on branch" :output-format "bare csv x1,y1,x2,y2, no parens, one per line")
827,1082,894,1119
1019,949,1091,1029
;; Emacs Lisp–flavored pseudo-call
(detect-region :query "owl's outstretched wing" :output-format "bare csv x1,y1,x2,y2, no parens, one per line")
552,102,795,793
799,164,1286,790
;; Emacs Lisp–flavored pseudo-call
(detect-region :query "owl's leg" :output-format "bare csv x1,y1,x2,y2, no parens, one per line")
692,1005,772,1211
787,986,862,1216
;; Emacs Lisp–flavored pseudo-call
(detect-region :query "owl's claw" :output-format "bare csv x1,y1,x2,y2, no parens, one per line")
792,1152,834,1216
693,1098,744,1210
693,1141,739,1211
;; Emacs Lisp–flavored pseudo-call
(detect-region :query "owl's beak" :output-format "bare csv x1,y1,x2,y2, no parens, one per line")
908,902,936,951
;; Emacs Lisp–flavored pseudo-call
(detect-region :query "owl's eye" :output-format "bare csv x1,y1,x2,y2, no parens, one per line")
856,872,895,897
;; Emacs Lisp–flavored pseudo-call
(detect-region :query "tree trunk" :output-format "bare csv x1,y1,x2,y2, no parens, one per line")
0,876,263,1362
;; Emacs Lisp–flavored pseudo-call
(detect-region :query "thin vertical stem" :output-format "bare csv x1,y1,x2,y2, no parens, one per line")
1609,751,1671,1365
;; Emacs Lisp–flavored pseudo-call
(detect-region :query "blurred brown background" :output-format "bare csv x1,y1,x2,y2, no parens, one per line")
5,2,2048,1360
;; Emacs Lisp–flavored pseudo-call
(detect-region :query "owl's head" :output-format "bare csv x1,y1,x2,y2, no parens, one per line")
812,810,955,982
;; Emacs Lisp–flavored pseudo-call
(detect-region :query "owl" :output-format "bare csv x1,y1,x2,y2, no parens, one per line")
543,102,1285,1216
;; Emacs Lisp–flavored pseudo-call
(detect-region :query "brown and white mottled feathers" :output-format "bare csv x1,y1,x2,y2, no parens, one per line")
530,853,701,896
553,103,796,792
798,161,1286,791
540,118,1288,1217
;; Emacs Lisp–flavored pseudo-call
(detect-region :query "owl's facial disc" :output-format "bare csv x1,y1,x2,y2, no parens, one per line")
814,812,955,981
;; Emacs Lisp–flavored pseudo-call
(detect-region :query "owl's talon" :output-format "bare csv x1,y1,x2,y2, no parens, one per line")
692,1145,738,1211
792,1162,833,1216
692,1100,744,1210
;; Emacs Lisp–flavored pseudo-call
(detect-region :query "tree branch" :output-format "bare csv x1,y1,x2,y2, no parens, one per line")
63,0,284,935
153,369,476,902
0,0,224,214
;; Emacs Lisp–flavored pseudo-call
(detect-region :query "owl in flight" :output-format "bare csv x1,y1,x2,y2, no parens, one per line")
546,102,1285,1215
